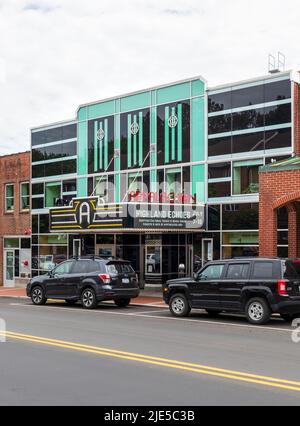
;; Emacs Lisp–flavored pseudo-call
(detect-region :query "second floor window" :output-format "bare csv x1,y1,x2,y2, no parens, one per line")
5,184,14,212
20,182,30,210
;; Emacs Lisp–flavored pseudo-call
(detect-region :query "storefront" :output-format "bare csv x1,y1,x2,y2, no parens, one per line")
30,70,300,285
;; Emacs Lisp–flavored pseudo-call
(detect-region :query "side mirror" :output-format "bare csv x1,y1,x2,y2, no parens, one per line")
194,272,199,280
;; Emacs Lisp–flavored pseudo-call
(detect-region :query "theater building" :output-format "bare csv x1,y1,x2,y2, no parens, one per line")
0,152,31,287
30,70,299,285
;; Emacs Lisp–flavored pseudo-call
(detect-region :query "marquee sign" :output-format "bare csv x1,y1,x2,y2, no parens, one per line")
49,197,205,232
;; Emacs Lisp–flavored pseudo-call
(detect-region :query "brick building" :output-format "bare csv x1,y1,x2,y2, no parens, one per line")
0,151,31,287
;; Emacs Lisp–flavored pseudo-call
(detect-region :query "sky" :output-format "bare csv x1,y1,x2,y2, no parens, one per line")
0,0,300,154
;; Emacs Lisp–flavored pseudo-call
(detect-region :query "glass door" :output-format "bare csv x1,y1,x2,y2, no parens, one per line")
4,250,14,287
202,239,213,267
145,245,162,284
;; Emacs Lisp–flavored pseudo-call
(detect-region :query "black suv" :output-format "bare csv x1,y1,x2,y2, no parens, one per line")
163,258,300,325
27,257,140,309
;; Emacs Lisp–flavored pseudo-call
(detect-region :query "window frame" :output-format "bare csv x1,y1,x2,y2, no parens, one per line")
5,183,14,212
20,182,30,211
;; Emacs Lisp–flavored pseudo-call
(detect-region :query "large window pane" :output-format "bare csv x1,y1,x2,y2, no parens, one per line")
208,136,231,156
265,128,291,150
45,182,61,208
232,132,264,154
232,85,264,109
208,206,221,230
208,182,231,198
208,114,231,135
208,163,231,179
223,232,259,245
222,204,259,230
208,92,232,113
264,80,291,103
5,184,14,211
232,108,264,131
265,103,291,127
21,182,30,210
223,246,259,259
233,160,262,195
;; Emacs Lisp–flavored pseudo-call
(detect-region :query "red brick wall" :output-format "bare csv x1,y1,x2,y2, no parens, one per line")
0,152,30,286
259,168,300,257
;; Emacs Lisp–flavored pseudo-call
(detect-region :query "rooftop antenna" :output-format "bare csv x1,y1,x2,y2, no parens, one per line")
268,52,286,74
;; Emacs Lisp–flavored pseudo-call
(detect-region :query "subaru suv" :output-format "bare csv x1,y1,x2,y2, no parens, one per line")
27,257,140,309
163,258,300,325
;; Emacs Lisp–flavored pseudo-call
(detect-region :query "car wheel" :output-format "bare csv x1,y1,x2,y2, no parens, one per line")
206,310,222,317
65,300,77,306
169,294,191,317
114,298,131,308
31,286,47,306
81,288,97,309
245,298,271,325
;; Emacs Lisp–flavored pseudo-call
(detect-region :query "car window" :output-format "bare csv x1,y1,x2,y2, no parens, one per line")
283,260,300,279
107,263,134,274
252,262,274,279
54,261,74,275
72,260,91,274
86,261,103,273
199,264,224,280
226,263,249,280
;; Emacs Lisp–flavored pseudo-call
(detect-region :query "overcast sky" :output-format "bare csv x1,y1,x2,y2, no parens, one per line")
0,0,300,154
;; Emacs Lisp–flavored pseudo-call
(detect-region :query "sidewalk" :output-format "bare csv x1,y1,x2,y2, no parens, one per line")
0,287,165,307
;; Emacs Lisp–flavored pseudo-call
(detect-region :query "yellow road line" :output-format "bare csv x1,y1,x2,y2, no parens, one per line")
1,331,300,393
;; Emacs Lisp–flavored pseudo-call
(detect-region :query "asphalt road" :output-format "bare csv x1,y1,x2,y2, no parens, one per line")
0,297,300,406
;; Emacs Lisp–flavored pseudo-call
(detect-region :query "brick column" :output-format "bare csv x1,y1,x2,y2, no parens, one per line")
287,203,298,258
259,202,278,257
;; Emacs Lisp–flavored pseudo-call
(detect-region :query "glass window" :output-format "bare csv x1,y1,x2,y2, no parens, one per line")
252,262,274,279
232,85,264,109
208,182,231,198
32,183,44,195
32,164,45,179
87,261,103,273
32,147,44,162
283,260,300,279
62,159,76,175
72,261,91,274
265,103,291,127
32,198,44,210
21,238,31,249
264,80,291,103
5,184,14,211
20,182,30,210
39,215,50,233
4,238,19,248
232,108,264,131
32,215,39,233
94,176,108,200
166,168,182,195
88,116,115,174
222,204,259,230
31,124,76,147
278,207,288,229
232,132,264,154
62,141,77,157
208,163,231,179
44,162,62,177
265,128,291,150
43,144,62,161
223,232,259,245
208,92,232,113
45,182,61,208
226,263,250,279
128,173,143,201
199,264,224,280
63,180,76,193
223,246,259,259
54,261,74,275
233,160,262,195
208,136,232,157
208,114,231,135
208,205,221,231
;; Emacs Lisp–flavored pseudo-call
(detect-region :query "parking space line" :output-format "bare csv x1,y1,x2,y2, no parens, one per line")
8,302,292,333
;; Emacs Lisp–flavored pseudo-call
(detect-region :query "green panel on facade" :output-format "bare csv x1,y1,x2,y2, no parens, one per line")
77,177,87,197
191,97,205,162
191,79,205,97
120,92,151,113
87,101,115,120
77,121,88,176
77,107,87,121
192,165,205,204
156,82,190,105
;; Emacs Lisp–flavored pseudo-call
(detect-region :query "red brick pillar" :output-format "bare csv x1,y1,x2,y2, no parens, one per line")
259,204,277,257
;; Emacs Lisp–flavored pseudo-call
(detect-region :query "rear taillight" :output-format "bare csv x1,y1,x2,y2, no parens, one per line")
278,280,287,295
99,273,111,284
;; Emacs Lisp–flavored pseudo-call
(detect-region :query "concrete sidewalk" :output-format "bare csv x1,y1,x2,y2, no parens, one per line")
0,287,165,307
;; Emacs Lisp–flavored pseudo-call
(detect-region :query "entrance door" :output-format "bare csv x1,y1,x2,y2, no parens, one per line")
145,245,162,283
4,250,14,287
96,244,116,259
202,239,213,267
73,239,81,258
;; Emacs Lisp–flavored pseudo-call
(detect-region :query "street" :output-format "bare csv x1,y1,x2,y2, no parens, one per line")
0,297,300,406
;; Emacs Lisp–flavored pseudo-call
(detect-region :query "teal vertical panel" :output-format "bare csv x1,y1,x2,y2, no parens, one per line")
104,119,108,169
138,112,143,166
94,121,98,172
192,165,205,204
171,107,175,161
77,120,88,197
177,104,182,162
133,114,137,166
77,177,87,198
115,113,120,202
150,106,156,192
99,121,103,170
127,114,132,168
192,97,205,162
164,106,169,163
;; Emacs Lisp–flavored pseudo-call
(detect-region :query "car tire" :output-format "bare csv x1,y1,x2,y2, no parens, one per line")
245,297,271,325
169,293,191,317
81,288,97,309
114,298,131,308
206,310,222,317
31,286,47,306
65,300,77,306
280,313,300,322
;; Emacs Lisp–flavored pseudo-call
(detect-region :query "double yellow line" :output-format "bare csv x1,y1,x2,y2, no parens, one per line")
1,330,300,394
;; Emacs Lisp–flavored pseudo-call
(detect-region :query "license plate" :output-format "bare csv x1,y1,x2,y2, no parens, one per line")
122,278,130,284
